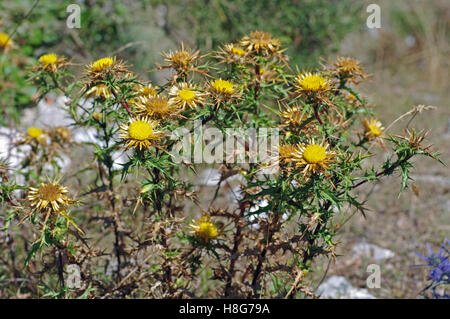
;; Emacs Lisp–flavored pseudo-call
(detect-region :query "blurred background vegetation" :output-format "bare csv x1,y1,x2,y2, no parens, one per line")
0,0,449,298
0,0,364,125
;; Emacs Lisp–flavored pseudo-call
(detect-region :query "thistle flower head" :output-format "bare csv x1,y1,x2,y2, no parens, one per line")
401,129,432,151
211,79,234,95
280,105,313,128
292,139,336,176
240,31,281,56
279,144,298,164
135,83,159,98
162,44,200,75
326,56,368,84
24,127,48,145
0,32,13,50
189,214,219,242
169,82,206,110
335,57,363,73
134,95,179,118
39,53,57,65
230,46,245,56
28,180,73,213
295,72,330,93
86,84,111,99
90,57,115,72
216,43,247,64
37,53,67,73
53,126,71,142
28,180,82,233
27,127,43,139
119,117,163,151
362,118,384,140
84,56,129,84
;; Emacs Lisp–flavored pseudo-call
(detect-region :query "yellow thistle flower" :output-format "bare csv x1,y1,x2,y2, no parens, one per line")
134,95,179,118
53,126,71,142
401,129,431,151
169,82,206,110
292,139,336,175
39,53,58,65
119,117,163,151
279,144,298,164
92,112,103,121
252,66,280,84
216,43,247,64
362,118,384,140
280,105,312,127
86,84,111,99
240,31,281,56
89,57,114,72
231,46,245,56
211,79,235,95
135,83,159,98
327,57,368,84
24,127,47,145
28,180,82,233
27,127,43,139
335,57,362,73
37,53,67,73
161,44,200,74
84,56,129,84
347,93,357,102
189,214,219,242
0,32,13,50
295,72,330,93
28,180,72,213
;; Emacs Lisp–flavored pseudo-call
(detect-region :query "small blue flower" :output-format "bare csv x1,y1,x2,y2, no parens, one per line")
415,238,450,284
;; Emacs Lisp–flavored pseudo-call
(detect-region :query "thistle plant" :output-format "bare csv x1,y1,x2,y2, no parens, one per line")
0,31,442,298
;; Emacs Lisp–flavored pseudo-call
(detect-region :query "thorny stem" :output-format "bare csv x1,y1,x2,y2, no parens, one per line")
224,157,258,297
251,214,281,297
51,75,90,114
254,65,261,104
151,160,174,294
313,104,323,125
224,207,244,297
7,231,20,278
99,115,122,283
51,75,68,96
110,86,132,116
338,153,414,196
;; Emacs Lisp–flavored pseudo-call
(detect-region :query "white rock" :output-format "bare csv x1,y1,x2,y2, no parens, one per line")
21,95,73,127
316,275,376,299
352,242,395,262
198,168,222,186
197,168,245,186
0,127,30,169
226,186,244,202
